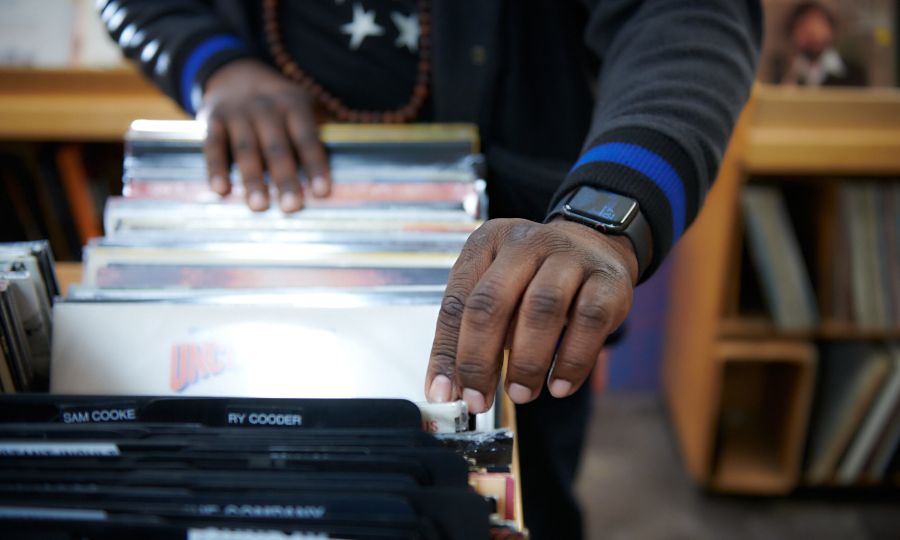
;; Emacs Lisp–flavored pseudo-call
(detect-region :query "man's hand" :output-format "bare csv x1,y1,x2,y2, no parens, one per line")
425,217,638,413
199,59,332,213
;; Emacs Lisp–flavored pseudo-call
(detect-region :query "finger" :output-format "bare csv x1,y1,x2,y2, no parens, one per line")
250,99,303,212
204,114,231,196
455,233,544,413
550,268,632,398
226,113,268,211
285,103,331,197
505,255,583,404
426,221,502,403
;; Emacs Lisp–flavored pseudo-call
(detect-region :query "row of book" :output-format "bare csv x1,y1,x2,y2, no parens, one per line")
0,394,519,539
741,181,900,331
830,182,900,329
805,342,900,485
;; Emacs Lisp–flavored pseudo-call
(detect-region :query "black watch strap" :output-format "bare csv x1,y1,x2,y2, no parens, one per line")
546,186,653,281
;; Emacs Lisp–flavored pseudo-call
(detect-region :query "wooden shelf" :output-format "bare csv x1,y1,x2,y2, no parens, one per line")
0,67,186,140
744,85,900,175
664,88,900,494
720,317,900,341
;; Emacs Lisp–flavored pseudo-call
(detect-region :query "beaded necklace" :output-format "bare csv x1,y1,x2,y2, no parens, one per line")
262,0,431,123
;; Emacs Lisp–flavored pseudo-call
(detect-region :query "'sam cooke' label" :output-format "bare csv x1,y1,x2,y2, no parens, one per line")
60,405,138,424
225,410,303,427
0,442,121,457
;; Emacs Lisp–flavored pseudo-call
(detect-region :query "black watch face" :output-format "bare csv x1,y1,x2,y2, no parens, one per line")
565,188,638,229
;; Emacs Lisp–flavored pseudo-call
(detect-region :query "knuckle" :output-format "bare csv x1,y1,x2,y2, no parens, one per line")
273,176,299,189
456,359,491,382
438,292,466,324
574,301,612,329
507,220,536,243
250,95,276,112
590,260,629,285
264,142,290,158
464,286,502,326
429,343,458,372
555,353,594,375
296,126,320,146
522,286,566,322
233,138,255,155
205,156,228,172
509,359,547,380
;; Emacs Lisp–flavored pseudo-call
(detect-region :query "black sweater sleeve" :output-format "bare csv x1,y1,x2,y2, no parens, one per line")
98,0,251,115
552,0,762,279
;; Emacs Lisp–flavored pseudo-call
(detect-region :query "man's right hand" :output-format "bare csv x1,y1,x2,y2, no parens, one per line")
198,59,332,213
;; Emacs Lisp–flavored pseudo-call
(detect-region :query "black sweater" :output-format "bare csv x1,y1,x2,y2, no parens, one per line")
101,0,762,279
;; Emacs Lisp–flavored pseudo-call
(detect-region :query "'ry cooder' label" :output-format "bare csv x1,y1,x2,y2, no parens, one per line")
225,409,304,427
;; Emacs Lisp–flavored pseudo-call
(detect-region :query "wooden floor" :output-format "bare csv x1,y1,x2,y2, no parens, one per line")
576,393,900,540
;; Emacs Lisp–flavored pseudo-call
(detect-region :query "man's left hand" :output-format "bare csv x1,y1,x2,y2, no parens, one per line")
425,217,638,413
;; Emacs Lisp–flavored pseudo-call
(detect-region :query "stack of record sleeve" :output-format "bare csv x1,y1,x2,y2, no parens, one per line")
51,120,497,428
28,121,526,538
0,394,501,539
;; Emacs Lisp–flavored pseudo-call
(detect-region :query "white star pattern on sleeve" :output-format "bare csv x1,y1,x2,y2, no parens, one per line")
341,3,385,50
391,11,419,52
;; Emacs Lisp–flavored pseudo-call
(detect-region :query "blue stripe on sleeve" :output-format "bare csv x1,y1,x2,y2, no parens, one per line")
180,35,245,115
570,142,686,240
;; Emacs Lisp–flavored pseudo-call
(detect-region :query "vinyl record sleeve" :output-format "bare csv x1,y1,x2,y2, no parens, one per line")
51,301,438,400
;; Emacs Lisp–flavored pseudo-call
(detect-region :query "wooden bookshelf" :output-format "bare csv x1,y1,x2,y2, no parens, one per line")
663,84,900,494
0,67,186,140
744,86,900,175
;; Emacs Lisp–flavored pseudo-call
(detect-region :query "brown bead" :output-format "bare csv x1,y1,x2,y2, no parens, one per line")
320,96,337,111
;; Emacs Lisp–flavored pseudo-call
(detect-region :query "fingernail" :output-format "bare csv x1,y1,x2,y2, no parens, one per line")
248,190,268,211
280,191,302,212
462,388,486,414
427,375,452,403
210,175,229,194
312,176,329,197
507,383,533,404
549,379,573,398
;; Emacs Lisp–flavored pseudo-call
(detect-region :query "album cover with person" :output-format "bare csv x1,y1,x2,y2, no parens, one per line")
759,0,896,87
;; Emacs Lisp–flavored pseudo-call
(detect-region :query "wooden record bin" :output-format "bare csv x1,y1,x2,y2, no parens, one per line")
663,85,900,494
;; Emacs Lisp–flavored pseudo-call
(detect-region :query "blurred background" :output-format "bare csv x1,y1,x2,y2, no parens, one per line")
0,1,899,538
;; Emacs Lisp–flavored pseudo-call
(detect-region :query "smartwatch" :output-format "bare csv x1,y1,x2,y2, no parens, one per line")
546,185,653,281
